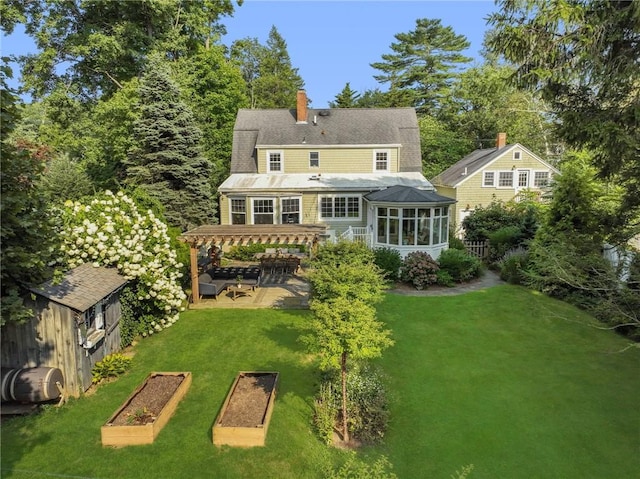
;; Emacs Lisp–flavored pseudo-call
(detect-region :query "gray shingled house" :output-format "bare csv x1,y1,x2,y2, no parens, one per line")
0,263,128,397
217,90,455,259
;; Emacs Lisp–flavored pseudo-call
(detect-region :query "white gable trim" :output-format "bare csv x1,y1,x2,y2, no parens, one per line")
451,143,559,188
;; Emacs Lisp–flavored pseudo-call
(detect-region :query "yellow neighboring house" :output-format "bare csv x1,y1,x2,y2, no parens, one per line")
218,90,455,258
430,133,559,233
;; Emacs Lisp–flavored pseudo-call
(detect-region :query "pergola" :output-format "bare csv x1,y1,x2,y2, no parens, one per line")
178,224,328,303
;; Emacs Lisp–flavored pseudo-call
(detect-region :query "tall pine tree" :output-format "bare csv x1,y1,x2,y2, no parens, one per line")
125,56,215,231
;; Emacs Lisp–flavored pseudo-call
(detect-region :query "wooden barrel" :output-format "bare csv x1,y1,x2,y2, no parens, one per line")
1,367,64,403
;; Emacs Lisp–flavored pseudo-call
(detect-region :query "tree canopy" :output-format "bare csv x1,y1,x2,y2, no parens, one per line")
371,18,472,114
487,0,640,237
125,56,215,231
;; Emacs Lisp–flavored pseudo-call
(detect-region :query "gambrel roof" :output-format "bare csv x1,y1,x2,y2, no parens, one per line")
231,107,423,174
28,263,127,312
432,143,558,188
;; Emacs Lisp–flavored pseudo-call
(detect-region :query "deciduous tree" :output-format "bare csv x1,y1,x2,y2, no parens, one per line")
487,0,640,236
0,67,57,325
303,241,393,443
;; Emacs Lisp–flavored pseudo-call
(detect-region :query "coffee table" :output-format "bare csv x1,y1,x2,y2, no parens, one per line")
228,284,252,300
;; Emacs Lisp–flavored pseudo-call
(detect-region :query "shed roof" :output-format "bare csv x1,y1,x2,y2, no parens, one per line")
231,107,422,174
29,263,128,312
365,185,456,204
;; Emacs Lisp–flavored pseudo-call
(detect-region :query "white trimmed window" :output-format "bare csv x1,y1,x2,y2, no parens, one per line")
309,151,319,168
267,150,283,172
319,195,361,220
498,171,514,187
534,171,550,187
517,170,530,188
483,171,495,187
373,150,390,172
281,197,301,224
513,150,522,160
252,198,274,224
230,198,246,224
376,206,448,246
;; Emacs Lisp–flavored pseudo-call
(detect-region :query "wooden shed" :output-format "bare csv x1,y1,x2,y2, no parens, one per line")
0,263,128,397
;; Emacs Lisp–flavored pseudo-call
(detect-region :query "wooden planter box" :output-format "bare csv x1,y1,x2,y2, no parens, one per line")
101,372,192,447
213,371,279,447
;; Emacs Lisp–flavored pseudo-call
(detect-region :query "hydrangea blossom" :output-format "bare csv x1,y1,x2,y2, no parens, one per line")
60,191,186,331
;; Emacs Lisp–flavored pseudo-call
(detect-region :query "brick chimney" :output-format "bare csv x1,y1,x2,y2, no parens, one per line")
496,132,507,149
296,90,308,124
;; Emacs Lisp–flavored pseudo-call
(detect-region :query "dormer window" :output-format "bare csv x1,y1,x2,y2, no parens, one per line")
374,150,390,172
309,151,319,168
267,151,283,172
513,150,522,160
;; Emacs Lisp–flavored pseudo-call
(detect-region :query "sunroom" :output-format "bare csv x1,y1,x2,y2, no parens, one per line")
363,185,456,259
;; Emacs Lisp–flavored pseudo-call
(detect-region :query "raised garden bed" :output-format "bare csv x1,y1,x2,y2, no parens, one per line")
101,372,192,447
213,371,279,447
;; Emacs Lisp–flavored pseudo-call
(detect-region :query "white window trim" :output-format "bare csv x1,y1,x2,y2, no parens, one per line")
318,194,362,222
229,196,247,225
482,171,495,187
513,150,522,160
280,196,302,224
516,169,531,188
251,197,275,224
532,170,551,188
373,149,390,173
266,150,284,173
309,151,319,168
497,170,515,189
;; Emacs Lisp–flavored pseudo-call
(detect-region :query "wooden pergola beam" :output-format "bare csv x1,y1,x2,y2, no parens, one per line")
179,224,327,304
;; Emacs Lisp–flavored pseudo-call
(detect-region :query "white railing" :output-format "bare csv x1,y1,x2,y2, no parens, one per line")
338,226,372,246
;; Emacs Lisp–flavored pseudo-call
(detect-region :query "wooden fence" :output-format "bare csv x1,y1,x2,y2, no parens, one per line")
464,240,489,260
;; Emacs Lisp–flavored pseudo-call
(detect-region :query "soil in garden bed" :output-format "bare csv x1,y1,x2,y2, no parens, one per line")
219,374,276,428
109,375,184,426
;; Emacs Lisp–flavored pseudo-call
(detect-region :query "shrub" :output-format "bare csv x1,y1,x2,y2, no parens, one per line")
449,235,466,251
487,226,522,263
91,353,132,384
436,269,455,287
498,247,530,284
437,248,483,283
314,365,390,445
401,251,439,289
374,247,403,282
313,381,338,445
327,453,397,479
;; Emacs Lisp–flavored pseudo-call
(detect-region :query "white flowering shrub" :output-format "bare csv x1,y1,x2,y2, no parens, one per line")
59,190,186,344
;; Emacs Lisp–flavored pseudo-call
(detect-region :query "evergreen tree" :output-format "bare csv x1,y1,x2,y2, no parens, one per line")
125,56,215,231
330,83,361,108
371,18,472,115
254,26,305,108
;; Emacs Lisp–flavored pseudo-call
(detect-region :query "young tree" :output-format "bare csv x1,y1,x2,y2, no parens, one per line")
371,18,472,115
125,56,215,231
0,67,57,325
487,0,640,237
303,241,393,442
38,153,93,204
330,83,361,108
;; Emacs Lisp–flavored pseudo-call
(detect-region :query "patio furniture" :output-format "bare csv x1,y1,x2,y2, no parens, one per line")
198,267,261,300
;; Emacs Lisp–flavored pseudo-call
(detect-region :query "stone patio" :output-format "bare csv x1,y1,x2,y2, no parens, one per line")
188,271,310,310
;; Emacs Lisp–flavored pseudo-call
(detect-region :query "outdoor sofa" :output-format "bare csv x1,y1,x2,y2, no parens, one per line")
198,266,261,300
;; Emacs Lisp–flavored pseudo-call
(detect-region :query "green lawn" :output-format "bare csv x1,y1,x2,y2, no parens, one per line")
1,286,638,478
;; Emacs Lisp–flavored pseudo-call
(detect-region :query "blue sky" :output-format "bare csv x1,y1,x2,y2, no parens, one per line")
1,0,498,107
